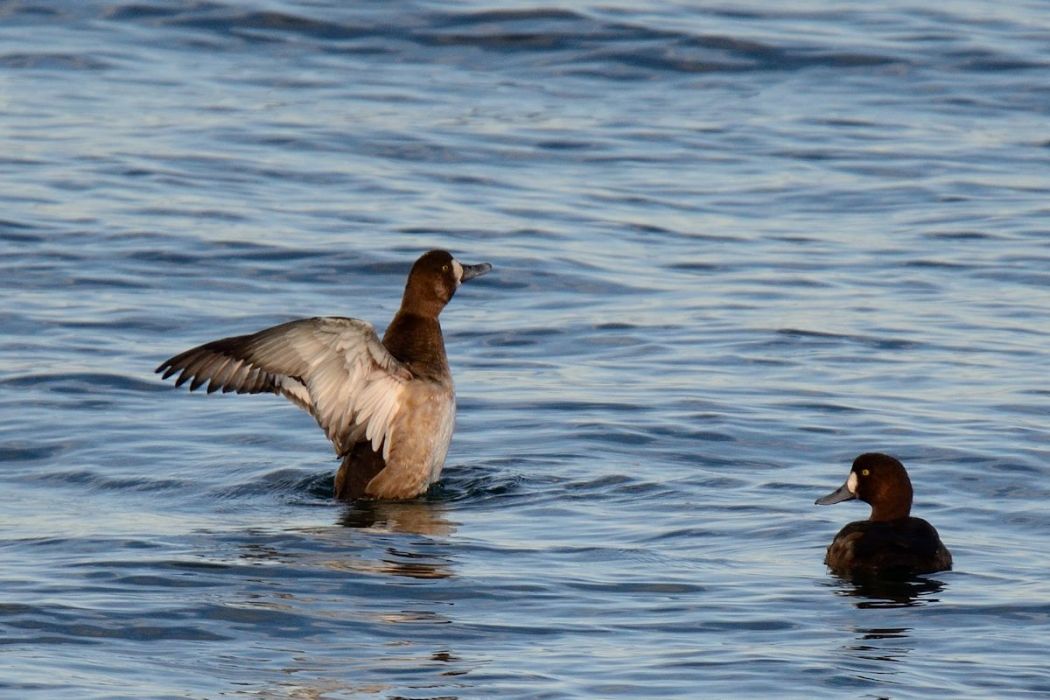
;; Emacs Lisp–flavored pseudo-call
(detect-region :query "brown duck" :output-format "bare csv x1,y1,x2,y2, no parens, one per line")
156,250,491,500
816,453,952,577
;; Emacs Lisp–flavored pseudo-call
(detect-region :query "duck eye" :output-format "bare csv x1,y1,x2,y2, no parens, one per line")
861,469,870,476
442,264,449,272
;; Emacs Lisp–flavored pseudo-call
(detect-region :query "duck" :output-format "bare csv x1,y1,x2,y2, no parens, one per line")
815,453,952,577
156,250,492,501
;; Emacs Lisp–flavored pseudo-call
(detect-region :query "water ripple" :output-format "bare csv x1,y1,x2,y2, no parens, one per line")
2,0,1049,698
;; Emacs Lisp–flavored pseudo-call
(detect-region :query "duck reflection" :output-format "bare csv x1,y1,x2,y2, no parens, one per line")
854,627,910,641
226,501,467,697
842,625,914,684
338,499,457,538
823,581,944,686
336,499,458,580
830,573,949,609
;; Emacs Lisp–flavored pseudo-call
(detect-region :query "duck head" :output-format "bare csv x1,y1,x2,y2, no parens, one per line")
815,452,914,521
400,250,492,316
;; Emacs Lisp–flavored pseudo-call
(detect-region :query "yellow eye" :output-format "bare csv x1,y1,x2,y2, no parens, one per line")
861,469,870,476
442,264,449,272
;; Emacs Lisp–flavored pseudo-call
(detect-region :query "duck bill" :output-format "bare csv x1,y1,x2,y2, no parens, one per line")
459,262,492,282
815,481,856,506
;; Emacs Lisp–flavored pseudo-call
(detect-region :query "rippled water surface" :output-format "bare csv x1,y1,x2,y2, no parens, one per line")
2,1,1049,698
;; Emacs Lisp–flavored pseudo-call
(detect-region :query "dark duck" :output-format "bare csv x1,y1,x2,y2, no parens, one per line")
815,453,952,577
156,250,491,501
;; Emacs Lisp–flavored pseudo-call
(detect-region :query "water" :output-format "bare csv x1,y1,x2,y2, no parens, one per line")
2,1,1049,697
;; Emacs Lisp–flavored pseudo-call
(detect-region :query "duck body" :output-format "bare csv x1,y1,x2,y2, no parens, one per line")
816,453,952,577
156,250,491,501
824,516,952,577
335,311,456,500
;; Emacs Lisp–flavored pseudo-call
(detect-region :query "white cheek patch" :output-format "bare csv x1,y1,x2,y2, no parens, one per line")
846,471,858,494
451,259,464,286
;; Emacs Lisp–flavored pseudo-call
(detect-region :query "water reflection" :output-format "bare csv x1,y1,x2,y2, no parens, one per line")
338,500,458,538
848,626,912,658
854,627,910,640
833,574,949,609
337,500,458,580
223,501,467,698
822,581,936,687
842,625,914,689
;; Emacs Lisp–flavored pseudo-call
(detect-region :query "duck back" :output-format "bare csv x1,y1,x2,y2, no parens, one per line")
826,516,952,577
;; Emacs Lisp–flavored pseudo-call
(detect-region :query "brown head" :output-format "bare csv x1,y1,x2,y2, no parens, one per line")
815,452,914,521
398,250,492,317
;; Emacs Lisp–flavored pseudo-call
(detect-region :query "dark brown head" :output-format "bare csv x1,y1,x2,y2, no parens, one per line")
399,250,492,317
815,452,914,521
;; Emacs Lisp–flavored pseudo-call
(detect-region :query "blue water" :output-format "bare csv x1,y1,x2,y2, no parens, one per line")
2,1,1049,697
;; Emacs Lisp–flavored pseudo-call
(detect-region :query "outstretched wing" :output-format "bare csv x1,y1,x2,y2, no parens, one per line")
156,317,412,457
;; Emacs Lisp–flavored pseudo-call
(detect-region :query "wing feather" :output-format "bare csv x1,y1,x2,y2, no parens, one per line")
157,317,412,456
